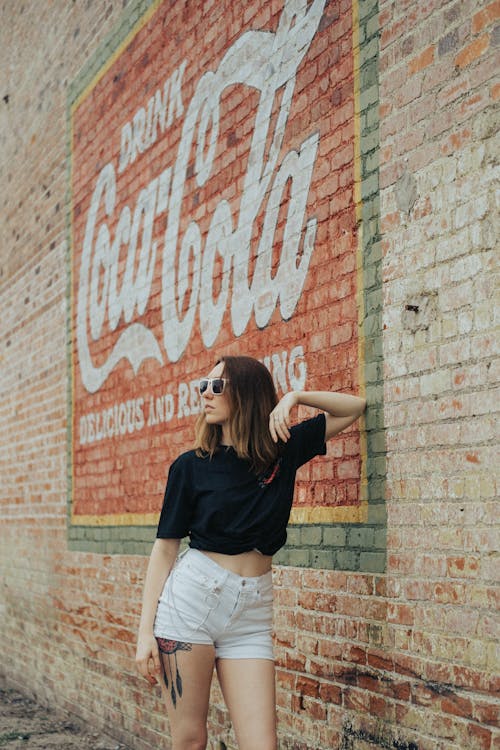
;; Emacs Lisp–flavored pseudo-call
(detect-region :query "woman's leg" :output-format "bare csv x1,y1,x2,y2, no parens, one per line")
158,639,215,750
216,658,277,750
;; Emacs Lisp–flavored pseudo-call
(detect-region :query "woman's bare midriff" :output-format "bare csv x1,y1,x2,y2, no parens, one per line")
201,549,272,577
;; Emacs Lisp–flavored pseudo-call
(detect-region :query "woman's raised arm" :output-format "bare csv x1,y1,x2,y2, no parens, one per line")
269,390,366,443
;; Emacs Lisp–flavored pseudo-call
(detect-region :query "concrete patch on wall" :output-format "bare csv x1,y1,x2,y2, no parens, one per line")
66,0,384,570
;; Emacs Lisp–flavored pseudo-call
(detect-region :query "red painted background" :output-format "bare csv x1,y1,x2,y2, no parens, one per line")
70,0,361,522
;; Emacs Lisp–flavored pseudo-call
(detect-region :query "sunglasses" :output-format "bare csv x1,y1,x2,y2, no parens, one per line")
198,377,229,396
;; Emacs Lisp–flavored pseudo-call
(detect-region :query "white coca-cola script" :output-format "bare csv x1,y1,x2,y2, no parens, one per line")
76,0,326,394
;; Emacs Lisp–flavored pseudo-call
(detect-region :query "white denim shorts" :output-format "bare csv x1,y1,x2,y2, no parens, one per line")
153,548,274,660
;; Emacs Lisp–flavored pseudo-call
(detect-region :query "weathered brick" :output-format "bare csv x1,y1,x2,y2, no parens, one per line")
473,0,500,34
408,44,435,74
455,32,491,68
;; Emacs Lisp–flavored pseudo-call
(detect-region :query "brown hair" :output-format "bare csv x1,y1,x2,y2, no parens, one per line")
194,355,280,474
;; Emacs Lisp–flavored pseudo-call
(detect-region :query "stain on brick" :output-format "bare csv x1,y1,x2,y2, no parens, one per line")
401,291,438,333
395,169,417,214
438,28,459,56
341,719,419,750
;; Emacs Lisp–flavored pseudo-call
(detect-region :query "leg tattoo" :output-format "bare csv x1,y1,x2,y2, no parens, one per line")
156,638,192,708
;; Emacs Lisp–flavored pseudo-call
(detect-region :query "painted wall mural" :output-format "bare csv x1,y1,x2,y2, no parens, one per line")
68,0,383,567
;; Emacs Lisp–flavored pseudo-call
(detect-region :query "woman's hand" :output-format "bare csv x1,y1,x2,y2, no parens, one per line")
269,391,298,443
136,632,162,686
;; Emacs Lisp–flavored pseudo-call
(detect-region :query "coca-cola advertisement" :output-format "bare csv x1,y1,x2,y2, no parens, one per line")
68,0,366,529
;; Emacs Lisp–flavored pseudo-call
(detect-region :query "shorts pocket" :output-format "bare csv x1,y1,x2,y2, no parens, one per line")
168,563,220,631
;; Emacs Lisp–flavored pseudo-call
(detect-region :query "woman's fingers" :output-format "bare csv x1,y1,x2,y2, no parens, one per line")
270,392,298,442
136,656,155,684
136,637,161,685
151,641,161,675
269,410,291,442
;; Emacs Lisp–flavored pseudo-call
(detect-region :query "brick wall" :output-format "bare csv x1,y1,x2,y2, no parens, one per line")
375,0,499,747
0,2,498,750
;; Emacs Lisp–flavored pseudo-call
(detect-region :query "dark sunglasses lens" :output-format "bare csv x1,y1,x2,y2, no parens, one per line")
199,379,209,394
212,378,224,394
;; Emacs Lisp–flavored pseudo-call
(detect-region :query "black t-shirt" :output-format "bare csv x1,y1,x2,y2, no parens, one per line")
156,413,327,555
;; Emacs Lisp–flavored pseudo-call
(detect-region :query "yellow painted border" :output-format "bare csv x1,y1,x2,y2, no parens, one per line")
69,0,369,528
290,499,367,525
72,512,159,527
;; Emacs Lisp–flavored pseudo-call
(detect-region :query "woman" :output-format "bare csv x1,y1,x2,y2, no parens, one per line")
136,355,365,750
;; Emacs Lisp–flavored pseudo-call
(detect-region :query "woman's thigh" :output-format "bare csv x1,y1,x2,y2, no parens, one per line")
216,658,277,750
157,639,215,748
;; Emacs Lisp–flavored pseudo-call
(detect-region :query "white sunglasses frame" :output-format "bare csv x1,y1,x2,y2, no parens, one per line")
198,377,229,396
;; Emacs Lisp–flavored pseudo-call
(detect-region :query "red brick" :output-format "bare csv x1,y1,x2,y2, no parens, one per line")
370,694,395,720
433,582,466,604
388,602,415,625
367,650,394,672
467,723,493,750
296,676,320,699
441,694,474,719
473,698,500,726
283,652,307,675
343,645,367,664
454,33,490,68
344,687,371,712
319,682,342,704
447,555,481,579
472,0,500,33
408,45,435,74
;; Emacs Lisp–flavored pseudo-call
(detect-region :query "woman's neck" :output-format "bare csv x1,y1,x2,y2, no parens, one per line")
221,425,232,446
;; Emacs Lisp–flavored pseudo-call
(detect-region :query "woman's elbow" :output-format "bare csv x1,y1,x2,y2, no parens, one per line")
356,396,367,416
